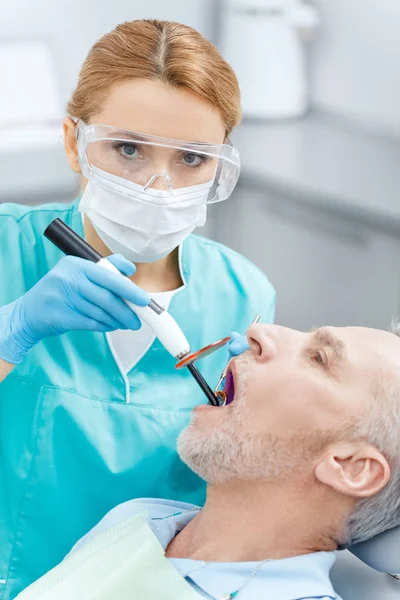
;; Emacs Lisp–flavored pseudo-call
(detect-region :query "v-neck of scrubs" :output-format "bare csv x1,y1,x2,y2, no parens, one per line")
106,243,187,379
107,282,185,374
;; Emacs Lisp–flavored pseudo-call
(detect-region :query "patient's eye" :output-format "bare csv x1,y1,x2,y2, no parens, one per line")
307,348,327,367
314,350,324,364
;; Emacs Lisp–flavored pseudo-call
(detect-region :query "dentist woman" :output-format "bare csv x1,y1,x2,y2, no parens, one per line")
0,19,275,599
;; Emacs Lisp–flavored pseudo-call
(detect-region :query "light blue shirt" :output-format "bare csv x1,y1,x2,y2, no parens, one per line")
72,498,342,599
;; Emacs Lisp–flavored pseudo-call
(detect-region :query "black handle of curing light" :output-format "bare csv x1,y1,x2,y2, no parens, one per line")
44,218,103,263
187,363,219,406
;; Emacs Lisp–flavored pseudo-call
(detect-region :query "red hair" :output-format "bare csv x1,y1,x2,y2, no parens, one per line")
68,19,241,135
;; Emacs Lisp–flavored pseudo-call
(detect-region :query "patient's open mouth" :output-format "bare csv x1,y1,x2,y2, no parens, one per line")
223,369,235,405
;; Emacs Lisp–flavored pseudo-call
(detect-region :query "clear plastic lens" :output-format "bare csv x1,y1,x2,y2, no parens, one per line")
77,121,240,203
85,139,219,189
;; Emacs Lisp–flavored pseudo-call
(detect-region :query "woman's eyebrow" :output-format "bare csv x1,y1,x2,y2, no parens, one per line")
310,327,347,364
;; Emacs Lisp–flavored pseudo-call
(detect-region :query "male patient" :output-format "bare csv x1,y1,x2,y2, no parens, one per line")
17,322,400,599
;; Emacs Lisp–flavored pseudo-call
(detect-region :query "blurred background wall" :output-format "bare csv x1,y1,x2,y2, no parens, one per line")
310,0,400,133
0,0,217,104
1,0,400,332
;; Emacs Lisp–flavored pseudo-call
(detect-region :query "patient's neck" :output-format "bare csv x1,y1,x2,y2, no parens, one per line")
166,478,349,562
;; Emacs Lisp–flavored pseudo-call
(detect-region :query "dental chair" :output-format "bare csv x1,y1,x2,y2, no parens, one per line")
331,526,400,599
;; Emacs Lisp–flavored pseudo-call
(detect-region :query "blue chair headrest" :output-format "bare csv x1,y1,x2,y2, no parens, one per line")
350,525,400,574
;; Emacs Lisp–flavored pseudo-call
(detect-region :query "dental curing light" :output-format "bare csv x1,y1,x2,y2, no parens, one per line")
44,218,219,406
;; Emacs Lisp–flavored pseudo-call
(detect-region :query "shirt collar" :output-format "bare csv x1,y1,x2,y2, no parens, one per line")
149,508,199,549
148,510,337,600
178,552,337,599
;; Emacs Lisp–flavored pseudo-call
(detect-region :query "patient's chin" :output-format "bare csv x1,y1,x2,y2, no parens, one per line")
178,424,283,484
177,419,322,485
177,423,233,483
177,416,227,482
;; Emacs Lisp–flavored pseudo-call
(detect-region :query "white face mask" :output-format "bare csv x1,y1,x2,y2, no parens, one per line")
79,167,210,263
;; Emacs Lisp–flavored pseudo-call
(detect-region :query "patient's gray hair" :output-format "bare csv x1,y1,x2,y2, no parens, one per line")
344,317,400,546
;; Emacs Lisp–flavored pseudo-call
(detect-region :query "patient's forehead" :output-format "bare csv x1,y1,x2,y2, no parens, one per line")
330,326,400,373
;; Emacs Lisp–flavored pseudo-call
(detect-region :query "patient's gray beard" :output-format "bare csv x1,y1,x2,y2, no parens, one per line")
178,354,343,485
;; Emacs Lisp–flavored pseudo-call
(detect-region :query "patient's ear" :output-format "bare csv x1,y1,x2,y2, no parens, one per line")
315,442,390,499
64,117,81,174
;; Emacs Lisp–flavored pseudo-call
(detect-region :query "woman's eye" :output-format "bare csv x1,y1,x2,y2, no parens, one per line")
121,143,137,157
114,143,138,158
182,153,204,167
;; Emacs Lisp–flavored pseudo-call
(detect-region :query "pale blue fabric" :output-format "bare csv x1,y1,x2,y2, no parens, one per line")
73,498,342,599
0,199,275,600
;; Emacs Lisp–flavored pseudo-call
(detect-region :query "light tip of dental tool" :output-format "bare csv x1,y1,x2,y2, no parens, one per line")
216,391,227,407
175,348,191,361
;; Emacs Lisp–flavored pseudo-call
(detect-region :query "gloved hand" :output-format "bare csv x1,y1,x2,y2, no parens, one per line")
228,331,250,357
0,255,150,364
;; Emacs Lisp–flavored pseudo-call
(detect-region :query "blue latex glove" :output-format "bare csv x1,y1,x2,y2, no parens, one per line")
0,254,150,364
228,331,250,357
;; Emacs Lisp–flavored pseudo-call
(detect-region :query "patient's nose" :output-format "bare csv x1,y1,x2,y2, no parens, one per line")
247,324,278,363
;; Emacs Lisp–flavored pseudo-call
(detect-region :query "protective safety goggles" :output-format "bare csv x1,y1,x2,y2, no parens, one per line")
75,120,241,203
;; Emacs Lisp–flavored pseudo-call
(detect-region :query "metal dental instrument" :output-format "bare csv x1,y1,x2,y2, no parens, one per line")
44,218,220,405
175,337,232,407
214,314,261,406
176,314,262,407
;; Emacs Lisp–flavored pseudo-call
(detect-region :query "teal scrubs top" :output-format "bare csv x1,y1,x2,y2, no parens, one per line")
0,200,275,600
